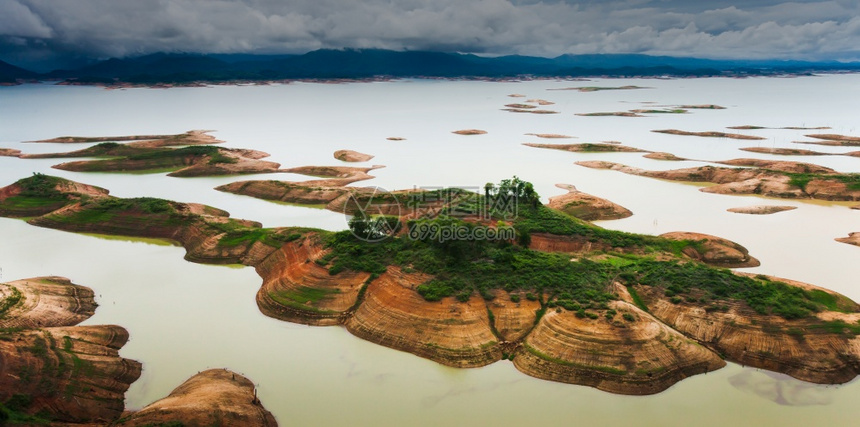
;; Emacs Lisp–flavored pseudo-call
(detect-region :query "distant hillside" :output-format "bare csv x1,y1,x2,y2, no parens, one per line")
4,49,860,85
0,60,37,83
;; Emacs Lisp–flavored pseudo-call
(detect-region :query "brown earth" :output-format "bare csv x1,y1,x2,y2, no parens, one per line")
680,104,726,109
116,369,277,427
51,147,282,178
514,301,725,395
504,109,559,114
727,205,797,215
633,275,860,384
576,112,643,117
0,148,22,157
653,129,766,140
526,99,555,105
524,133,573,139
806,134,860,143
547,183,632,221
550,86,646,92
0,277,141,424
334,149,375,162
505,103,538,109
216,165,385,211
30,130,222,147
255,234,370,326
524,142,647,153
0,276,96,329
453,129,487,135
576,160,860,201
660,232,760,268
740,147,826,156
835,232,860,247
346,267,502,368
716,158,835,174
643,152,686,161
386,137,406,141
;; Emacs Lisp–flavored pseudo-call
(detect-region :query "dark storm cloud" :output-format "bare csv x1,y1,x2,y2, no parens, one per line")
1,0,859,69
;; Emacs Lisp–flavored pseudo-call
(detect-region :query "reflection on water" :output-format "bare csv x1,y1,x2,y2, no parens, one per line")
1,76,860,426
729,370,834,406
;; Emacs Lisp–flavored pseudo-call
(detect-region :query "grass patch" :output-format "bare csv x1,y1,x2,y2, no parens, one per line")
0,286,23,318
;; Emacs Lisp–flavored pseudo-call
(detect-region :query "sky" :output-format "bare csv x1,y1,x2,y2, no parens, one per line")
1,0,859,70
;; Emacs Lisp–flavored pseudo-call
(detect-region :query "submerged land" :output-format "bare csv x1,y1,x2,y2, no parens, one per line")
3,173,860,398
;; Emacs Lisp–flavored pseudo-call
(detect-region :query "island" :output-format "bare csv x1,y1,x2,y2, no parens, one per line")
653,129,766,140
576,160,860,201
524,142,647,153
3,174,860,396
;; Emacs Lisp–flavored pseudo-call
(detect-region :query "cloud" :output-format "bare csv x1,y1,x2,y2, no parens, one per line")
1,0,859,69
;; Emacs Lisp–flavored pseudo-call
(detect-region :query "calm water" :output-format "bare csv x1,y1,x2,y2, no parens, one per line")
1,75,859,426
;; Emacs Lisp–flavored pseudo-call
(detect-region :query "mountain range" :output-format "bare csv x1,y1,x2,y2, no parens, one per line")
2,49,859,85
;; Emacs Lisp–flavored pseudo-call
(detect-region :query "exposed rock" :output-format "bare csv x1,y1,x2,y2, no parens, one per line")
633,276,860,384
835,232,860,247
644,152,686,161
29,130,222,147
0,276,96,329
653,129,766,140
504,109,559,114
524,142,647,153
548,184,632,221
0,277,141,424
505,103,538,109
514,301,725,395
576,160,860,202
255,235,369,326
346,267,502,368
661,231,759,267
739,147,826,156
806,134,860,143
386,137,406,141
0,148,22,157
117,369,277,427
576,112,643,117
51,146,281,177
716,158,836,174
550,85,647,92
728,206,797,215
680,104,726,109
334,149,375,162
526,99,555,105
452,129,487,135
524,133,573,139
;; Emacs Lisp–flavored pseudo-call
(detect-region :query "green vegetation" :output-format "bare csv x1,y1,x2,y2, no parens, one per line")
217,227,302,248
47,197,180,226
62,145,237,172
0,286,23,318
785,171,860,191
619,261,839,319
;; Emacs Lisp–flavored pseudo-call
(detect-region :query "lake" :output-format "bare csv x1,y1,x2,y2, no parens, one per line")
1,75,859,426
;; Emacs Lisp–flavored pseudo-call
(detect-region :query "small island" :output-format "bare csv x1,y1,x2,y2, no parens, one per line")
453,129,488,135
727,205,798,215
334,149,375,162
652,129,766,140
524,142,648,153
577,160,860,201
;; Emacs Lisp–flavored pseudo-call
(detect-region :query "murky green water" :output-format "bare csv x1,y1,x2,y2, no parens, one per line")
1,75,859,426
